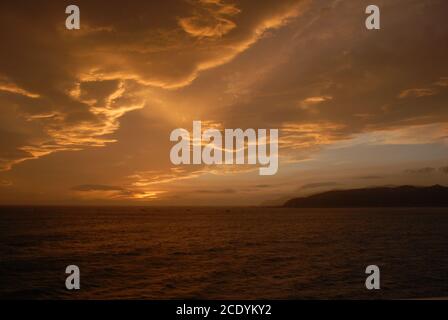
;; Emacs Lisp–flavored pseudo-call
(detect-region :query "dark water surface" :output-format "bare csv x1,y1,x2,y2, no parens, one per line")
0,207,447,299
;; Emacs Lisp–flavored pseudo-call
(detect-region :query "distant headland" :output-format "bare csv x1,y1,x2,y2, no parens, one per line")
283,185,448,208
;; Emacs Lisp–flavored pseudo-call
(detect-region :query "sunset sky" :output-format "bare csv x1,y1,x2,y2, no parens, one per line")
0,0,447,205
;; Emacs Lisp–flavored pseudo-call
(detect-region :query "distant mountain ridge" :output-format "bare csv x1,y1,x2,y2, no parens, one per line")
283,185,448,208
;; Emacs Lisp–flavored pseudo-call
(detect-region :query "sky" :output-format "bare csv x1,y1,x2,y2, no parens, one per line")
0,0,448,205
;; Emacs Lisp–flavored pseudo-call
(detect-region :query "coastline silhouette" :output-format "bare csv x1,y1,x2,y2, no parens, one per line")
284,185,448,208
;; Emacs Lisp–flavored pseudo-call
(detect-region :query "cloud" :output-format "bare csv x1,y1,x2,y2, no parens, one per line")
129,167,207,187
71,184,166,201
194,188,236,194
0,77,40,98
398,88,438,99
332,123,448,147
439,166,448,174
0,179,12,187
280,122,348,158
398,77,448,99
0,0,306,173
356,175,384,180
302,96,333,104
71,184,125,192
178,0,241,39
435,77,448,87
2,0,448,205
301,182,341,189
405,167,437,174
255,184,273,188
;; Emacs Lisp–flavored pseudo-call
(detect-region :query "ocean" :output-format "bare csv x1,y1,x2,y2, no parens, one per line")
0,206,447,299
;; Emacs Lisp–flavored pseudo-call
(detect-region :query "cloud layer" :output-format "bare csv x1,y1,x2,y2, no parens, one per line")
1,0,448,204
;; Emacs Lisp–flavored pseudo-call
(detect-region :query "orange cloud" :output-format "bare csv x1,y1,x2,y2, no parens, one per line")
179,0,241,39
398,88,438,99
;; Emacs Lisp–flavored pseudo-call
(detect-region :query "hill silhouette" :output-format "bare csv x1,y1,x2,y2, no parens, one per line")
283,185,448,208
